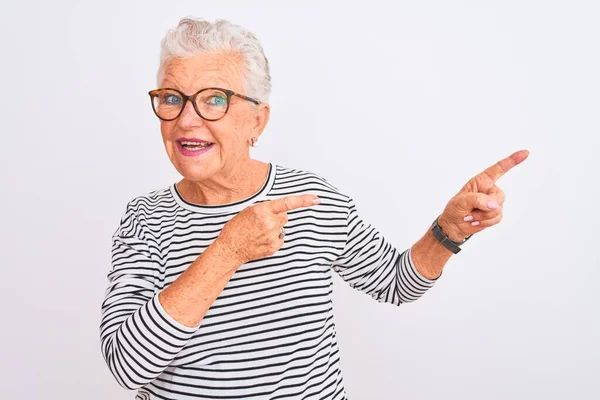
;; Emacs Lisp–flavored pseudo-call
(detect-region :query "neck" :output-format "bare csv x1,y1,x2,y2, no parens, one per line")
177,158,269,206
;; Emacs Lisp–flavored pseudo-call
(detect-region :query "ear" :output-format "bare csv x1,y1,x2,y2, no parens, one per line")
252,103,270,138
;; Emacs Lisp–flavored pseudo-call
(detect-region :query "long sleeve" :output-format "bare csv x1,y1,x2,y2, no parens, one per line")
331,197,438,305
99,203,199,390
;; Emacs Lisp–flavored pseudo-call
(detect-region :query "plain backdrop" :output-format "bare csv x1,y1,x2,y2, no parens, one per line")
1,1,598,399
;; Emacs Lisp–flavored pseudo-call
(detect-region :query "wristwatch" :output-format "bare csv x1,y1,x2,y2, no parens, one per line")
430,216,472,254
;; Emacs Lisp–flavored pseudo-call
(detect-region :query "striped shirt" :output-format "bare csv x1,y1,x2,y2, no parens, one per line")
100,163,438,399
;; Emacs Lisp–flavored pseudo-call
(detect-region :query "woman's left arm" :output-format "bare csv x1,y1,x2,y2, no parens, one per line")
411,150,529,279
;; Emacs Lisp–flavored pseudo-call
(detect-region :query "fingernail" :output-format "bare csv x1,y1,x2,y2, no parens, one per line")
471,221,480,226
312,198,321,205
463,215,474,222
488,200,499,209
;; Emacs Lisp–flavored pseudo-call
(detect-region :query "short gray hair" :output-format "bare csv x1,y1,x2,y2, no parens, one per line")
157,17,272,103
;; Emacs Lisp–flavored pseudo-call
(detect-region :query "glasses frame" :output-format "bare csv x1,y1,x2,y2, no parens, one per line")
148,87,261,122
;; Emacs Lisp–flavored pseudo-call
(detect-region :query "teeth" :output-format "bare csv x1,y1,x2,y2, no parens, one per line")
181,141,212,148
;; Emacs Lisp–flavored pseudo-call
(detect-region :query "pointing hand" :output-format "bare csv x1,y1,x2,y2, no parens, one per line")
437,150,530,241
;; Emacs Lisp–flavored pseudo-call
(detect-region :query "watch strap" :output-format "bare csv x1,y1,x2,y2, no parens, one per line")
430,216,471,254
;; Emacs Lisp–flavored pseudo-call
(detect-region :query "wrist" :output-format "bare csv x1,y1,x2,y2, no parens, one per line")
209,237,245,270
437,215,467,242
414,232,449,278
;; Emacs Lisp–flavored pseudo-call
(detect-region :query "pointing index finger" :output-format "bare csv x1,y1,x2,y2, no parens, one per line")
269,194,320,214
481,149,529,183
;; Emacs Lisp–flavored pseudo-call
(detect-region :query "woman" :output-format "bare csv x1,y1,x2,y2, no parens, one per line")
100,18,528,399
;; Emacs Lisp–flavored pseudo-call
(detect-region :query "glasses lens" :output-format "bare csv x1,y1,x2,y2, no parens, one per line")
152,89,184,120
196,89,229,120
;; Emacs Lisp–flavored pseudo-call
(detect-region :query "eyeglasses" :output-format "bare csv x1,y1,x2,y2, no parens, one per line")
148,87,261,122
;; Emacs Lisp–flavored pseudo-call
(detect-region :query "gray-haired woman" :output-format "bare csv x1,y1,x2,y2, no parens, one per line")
99,17,529,400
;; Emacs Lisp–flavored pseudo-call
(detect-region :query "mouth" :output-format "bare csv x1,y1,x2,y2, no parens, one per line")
177,139,215,150
176,139,216,156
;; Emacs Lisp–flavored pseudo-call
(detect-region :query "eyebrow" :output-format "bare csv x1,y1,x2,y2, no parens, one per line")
161,74,233,93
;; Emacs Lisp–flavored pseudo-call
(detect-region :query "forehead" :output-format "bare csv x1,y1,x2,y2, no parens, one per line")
161,52,245,93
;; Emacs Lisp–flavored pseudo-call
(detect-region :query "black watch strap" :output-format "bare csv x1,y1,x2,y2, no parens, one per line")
430,216,471,254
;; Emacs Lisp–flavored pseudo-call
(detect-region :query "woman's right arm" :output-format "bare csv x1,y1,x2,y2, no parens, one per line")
100,194,317,390
156,193,319,328
100,204,240,390
157,240,241,327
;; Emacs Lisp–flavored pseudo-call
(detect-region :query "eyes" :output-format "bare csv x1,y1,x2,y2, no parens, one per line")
150,88,238,121
162,92,228,107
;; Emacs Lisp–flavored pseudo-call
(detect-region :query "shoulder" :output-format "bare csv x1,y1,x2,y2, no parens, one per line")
273,164,351,203
119,185,173,219
113,185,173,237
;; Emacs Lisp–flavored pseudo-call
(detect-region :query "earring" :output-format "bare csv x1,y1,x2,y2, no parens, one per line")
250,137,258,147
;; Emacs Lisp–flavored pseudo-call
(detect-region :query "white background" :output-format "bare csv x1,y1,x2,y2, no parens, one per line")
1,1,599,399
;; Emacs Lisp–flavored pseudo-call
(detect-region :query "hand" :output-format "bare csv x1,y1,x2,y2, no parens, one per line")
215,194,320,264
438,149,529,241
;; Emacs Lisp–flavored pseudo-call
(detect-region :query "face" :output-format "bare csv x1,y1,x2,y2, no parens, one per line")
158,52,269,182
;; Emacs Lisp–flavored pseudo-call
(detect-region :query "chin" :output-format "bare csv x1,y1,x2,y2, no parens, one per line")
167,144,219,177
176,161,213,178
176,158,223,182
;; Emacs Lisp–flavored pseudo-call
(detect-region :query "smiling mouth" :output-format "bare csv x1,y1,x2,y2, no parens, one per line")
178,140,214,150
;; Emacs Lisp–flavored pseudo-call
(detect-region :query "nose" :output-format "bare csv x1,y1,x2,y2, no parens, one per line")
176,98,205,129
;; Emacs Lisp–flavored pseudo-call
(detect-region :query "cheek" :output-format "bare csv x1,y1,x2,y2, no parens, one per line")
160,121,175,140
211,118,248,148
230,111,255,141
